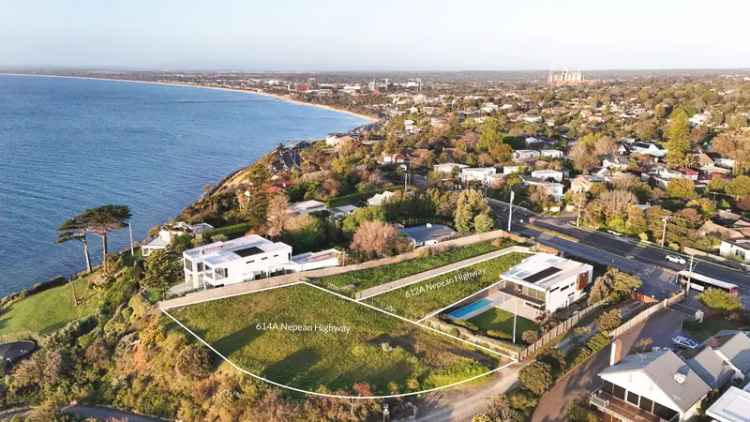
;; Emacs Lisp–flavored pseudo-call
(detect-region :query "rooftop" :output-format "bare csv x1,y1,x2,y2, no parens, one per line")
706,385,750,422
400,224,457,244
502,253,590,290
184,234,290,267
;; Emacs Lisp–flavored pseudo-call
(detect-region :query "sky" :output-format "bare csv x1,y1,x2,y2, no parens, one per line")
2,0,749,71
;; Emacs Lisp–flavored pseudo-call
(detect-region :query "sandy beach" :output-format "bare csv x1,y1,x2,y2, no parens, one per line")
0,72,379,124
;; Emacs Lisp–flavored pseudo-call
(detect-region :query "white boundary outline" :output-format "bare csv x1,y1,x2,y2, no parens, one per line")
161,281,518,400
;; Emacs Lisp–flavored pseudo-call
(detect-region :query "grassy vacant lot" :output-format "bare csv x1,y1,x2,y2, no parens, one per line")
365,252,529,321
319,240,513,296
0,276,101,338
468,308,538,340
169,284,501,395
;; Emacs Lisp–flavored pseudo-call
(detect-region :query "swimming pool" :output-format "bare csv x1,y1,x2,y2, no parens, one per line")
447,298,494,320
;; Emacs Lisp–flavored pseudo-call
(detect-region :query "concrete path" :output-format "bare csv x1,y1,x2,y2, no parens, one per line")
160,275,302,310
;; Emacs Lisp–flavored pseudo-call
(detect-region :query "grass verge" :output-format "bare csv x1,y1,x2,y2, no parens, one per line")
468,308,538,340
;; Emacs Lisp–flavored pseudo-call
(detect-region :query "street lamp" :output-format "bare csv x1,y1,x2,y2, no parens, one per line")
660,216,671,248
507,190,515,232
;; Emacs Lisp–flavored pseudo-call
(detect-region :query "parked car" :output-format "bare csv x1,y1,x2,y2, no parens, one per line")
665,255,687,265
672,335,699,349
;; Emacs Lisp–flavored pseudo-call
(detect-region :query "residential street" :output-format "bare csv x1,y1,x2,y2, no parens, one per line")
531,309,687,422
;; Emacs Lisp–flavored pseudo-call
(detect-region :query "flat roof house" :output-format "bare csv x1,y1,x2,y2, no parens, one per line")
706,382,750,422
400,223,456,247
496,253,592,320
183,235,293,289
720,238,750,264
460,167,497,185
142,222,214,256
287,200,328,216
433,162,468,175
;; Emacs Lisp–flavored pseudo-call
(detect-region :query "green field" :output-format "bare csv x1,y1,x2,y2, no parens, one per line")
468,308,538,340
0,276,101,338
318,240,513,296
365,252,529,321
169,284,502,395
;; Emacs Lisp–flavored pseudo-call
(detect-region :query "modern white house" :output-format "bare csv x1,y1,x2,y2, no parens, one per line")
719,238,750,263
367,191,397,206
540,149,564,159
496,254,592,320
183,235,293,288
630,142,667,158
460,167,497,184
523,177,565,202
141,222,214,256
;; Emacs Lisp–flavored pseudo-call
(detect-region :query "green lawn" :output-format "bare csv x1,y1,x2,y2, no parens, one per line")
318,240,513,296
365,252,529,321
468,308,538,340
169,284,502,395
0,276,101,338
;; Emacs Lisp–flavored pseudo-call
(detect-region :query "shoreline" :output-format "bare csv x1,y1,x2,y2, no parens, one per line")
0,72,374,300
0,72,379,124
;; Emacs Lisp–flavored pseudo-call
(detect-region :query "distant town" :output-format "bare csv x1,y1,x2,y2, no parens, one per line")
2,68,750,422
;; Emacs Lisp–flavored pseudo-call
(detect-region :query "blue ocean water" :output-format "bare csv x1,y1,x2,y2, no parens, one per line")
0,75,367,296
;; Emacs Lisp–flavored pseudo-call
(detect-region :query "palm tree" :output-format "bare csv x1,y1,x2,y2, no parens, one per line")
79,205,131,272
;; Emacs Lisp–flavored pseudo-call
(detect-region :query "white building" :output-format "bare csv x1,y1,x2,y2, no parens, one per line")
290,249,340,272
460,167,497,184
512,149,541,162
497,254,592,320
523,177,565,202
367,191,397,207
141,222,214,256
503,165,524,175
540,149,564,159
721,238,750,263
706,383,750,422
183,235,293,288
287,200,328,216
400,223,456,247
433,163,468,175
630,142,667,158
530,169,564,183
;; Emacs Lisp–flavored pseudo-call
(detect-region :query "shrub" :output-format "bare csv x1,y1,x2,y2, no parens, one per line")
519,361,553,395
596,309,622,332
698,288,742,312
486,329,512,340
521,330,539,345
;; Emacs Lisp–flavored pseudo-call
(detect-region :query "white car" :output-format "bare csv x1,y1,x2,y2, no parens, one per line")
672,335,699,349
665,255,687,265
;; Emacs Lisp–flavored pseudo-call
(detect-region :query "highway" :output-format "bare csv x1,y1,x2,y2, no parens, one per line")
488,198,750,300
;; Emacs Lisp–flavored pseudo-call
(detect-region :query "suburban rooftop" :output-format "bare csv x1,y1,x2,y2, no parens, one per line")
184,234,290,266
502,253,591,290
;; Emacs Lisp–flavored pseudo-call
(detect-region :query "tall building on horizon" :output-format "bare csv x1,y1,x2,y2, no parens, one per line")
547,70,584,86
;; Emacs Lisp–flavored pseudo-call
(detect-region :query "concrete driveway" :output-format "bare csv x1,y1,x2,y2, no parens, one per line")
531,309,686,422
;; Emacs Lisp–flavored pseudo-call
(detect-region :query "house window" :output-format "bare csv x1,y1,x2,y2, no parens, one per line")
639,397,653,413
577,272,588,289
184,259,193,271
627,391,639,406
612,384,626,401
602,381,615,394
197,263,204,272
261,257,268,260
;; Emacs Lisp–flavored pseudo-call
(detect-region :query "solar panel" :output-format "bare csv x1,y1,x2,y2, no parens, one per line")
234,246,263,257
524,267,561,283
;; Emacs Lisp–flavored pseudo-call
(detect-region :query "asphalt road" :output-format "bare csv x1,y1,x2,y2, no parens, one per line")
488,199,750,299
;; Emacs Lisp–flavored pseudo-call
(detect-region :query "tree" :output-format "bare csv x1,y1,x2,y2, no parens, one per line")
521,330,538,345
569,135,599,173
588,276,611,305
56,218,92,274
341,206,386,235
473,213,495,233
713,130,750,175
142,250,182,292
597,309,622,332
454,189,491,233
726,175,750,199
64,205,131,273
698,288,742,312
666,178,696,199
350,221,404,258
518,361,553,395
478,117,501,151
283,214,327,253
665,108,692,168
176,344,212,378
265,194,289,238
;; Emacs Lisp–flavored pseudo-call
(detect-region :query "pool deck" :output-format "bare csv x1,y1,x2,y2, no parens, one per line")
447,298,495,321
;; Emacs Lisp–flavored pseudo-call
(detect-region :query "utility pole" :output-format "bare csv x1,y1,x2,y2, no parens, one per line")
507,190,515,232
400,164,408,192
128,222,135,256
660,216,671,248
687,254,695,294
512,298,518,344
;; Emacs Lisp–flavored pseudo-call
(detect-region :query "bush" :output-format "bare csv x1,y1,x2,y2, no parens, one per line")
486,329,512,340
596,309,622,332
698,288,742,312
518,361,553,395
568,333,610,368
521,330,539,345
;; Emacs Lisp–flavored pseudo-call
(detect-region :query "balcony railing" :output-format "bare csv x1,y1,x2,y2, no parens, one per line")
589,390,665,422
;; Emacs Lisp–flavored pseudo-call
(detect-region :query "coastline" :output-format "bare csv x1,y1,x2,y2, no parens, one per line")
0,72,373,299
0,72,379,124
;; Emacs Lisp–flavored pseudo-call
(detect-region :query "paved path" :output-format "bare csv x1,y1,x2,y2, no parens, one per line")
531,309,686,422
406,362,527,422
357,246,530,300
160,275,302,310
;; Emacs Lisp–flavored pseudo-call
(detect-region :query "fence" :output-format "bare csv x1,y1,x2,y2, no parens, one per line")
608,291,685,338
519,301,603,361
